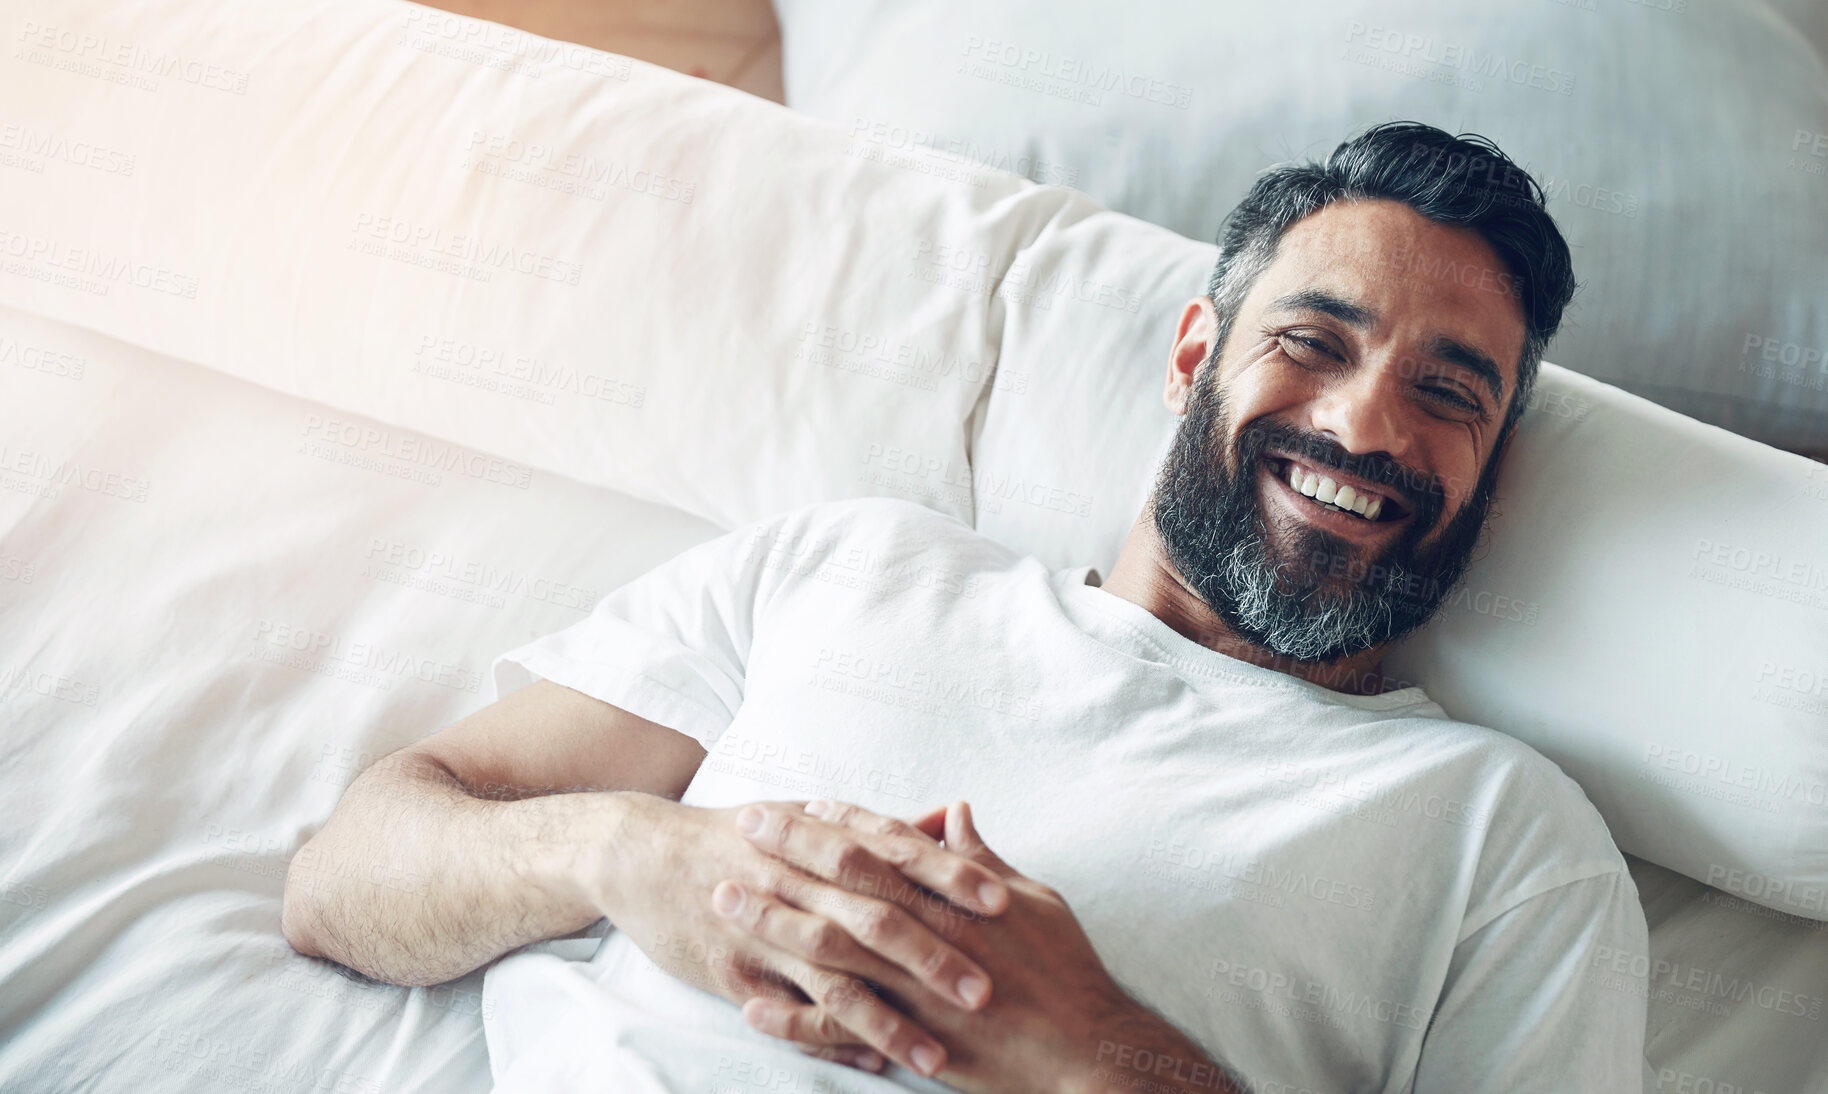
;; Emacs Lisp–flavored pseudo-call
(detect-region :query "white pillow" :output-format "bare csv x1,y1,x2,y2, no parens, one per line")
968,195,1828,919
0,0,1027,530
775,0,1828,453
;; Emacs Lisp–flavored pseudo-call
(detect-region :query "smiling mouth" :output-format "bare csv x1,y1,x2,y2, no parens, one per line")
1263,456,1410,525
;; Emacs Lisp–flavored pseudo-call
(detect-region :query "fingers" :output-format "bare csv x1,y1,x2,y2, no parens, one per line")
714,878,990,1011
805,799,938,844
941,800,1013,874
742,978,948,1080
906,802,950,842
737,801,1008,915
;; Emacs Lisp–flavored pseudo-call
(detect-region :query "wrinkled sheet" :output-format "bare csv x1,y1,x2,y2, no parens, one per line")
0,304,719,1093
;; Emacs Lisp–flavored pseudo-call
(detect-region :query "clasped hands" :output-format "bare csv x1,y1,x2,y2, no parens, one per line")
705,798,1148,1094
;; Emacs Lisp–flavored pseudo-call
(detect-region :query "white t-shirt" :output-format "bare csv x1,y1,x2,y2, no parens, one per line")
481,497,1651,1094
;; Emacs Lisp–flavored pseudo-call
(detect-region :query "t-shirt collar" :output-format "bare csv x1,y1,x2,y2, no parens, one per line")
1053,570,1441,715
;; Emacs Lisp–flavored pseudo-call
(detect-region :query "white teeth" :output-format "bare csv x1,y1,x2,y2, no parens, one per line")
1279,460,1388,521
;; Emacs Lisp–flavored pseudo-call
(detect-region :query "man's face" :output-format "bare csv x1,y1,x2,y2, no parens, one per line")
1151,198,1528,663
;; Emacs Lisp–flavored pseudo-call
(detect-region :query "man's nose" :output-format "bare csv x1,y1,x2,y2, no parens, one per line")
1306,364,1410,462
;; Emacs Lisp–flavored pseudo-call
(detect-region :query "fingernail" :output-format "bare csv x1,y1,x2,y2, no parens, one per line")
857,1051,884,1072
956,973,989,1008
978,882,1004,911
737,805,764,835
713,882,744,917
910,1043,943,1077
804,799,830,817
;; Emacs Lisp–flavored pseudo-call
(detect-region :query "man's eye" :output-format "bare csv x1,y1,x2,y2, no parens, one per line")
1425,386,1480,413
1280,334,1338,362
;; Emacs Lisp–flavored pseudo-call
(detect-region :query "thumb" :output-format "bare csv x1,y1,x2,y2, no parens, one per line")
944,801,1014,876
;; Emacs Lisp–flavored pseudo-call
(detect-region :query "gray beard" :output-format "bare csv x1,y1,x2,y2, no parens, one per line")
1149,365,1501,664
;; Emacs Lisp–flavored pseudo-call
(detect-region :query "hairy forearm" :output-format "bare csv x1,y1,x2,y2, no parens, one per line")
281,750,622,986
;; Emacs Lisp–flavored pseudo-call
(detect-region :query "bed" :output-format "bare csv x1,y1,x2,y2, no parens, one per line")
2,0,1825,1091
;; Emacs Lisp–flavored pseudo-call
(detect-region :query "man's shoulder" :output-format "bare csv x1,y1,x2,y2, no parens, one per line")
1397,710,1633,919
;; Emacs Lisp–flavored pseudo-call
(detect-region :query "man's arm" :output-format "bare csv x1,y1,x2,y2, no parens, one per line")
282,680,1010,1078
280,678,708,986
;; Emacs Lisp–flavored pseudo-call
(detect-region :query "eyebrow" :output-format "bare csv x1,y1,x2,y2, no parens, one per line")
1269,288,1376,330
1268,288,1507,407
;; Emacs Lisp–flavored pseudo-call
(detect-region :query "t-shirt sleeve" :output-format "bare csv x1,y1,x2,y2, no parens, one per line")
1412,869,1650,1093
490,516,781,752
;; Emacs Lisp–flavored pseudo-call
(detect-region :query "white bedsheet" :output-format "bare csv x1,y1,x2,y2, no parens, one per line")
0,303,719,1093
0,301,1823,1090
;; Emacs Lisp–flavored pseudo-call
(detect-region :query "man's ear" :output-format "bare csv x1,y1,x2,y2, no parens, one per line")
1166,296,1219,415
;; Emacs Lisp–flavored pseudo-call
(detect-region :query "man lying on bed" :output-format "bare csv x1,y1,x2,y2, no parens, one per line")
282,121,1649,1094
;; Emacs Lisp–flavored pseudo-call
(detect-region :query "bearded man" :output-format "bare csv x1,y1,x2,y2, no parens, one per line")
283,121,1650,1094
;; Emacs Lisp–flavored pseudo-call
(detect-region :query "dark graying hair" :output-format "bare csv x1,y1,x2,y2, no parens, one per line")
1205,121,1576,442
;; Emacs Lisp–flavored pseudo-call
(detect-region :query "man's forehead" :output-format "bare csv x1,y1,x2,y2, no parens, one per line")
1280,197,1470,257
1256,200,1527,373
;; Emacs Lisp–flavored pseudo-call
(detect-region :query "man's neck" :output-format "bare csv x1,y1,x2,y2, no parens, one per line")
1096,513,1401,698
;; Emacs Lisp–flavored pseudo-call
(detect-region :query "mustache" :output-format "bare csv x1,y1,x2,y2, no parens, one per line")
1235,418,1445,524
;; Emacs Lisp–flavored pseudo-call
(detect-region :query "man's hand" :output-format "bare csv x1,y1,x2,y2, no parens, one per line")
594,794,1011,1076
721,799,1243,1094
